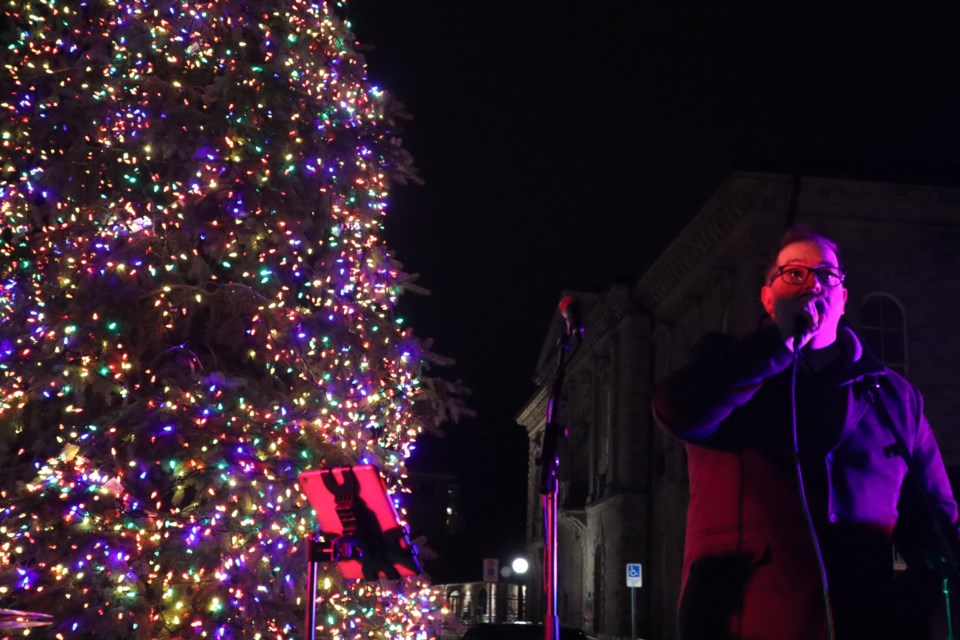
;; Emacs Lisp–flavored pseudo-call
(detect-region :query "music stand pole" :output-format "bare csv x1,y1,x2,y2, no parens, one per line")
305,534,319,640
304,533,332,640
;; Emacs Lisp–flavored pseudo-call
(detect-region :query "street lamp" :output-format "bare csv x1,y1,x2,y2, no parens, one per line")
512,557,529,575
512,557,529,621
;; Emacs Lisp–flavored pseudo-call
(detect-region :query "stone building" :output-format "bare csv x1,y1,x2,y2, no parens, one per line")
517,172,960,639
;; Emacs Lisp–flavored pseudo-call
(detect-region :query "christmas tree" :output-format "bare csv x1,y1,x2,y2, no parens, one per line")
0,0,450,637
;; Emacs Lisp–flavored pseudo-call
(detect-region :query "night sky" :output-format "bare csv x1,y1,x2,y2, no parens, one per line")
343,2,960,581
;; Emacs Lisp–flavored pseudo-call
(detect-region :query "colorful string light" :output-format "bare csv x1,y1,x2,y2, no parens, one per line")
0,0,442,637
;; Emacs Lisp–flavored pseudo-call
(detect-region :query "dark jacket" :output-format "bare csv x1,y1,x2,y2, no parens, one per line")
653,323,958,640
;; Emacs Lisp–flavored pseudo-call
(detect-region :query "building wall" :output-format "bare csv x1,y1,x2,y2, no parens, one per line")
518,173,960,640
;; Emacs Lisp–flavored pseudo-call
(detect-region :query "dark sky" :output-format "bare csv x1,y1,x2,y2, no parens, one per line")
344,2,960,581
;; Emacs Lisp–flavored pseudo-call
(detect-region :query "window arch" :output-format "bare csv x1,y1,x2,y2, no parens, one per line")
859,293,907,375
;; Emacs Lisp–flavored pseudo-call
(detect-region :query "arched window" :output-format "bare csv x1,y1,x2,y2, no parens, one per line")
859,294,907,375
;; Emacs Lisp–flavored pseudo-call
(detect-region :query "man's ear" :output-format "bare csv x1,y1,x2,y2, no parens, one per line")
761,286,774,316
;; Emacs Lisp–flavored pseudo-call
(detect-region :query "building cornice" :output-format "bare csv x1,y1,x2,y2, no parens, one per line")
633,172,793,309
796,175,960,223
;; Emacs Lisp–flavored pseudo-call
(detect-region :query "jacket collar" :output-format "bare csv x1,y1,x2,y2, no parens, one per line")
825,322,887,386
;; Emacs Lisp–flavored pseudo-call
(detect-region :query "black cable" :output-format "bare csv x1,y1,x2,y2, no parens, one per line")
790,347,837,640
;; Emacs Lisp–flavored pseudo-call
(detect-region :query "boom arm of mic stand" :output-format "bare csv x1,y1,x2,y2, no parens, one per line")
539,331,573,640
539,332,571,495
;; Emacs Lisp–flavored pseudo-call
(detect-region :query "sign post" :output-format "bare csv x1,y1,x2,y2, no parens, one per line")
626,563,642,640
483,558,499,622
483,558,499,583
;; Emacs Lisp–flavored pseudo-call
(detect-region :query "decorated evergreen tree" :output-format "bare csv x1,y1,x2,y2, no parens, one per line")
0,0,451,637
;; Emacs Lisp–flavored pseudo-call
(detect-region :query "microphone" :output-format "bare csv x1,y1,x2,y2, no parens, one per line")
558,295,584,339
793,299,825,348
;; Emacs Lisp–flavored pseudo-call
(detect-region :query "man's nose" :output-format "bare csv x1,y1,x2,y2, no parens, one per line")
802,273,822,293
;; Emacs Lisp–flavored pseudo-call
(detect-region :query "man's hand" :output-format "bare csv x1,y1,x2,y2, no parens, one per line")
773,294,823,352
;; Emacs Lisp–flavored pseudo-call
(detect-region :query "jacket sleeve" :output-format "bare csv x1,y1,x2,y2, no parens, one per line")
652,324,796,443
910,411,959,527
892,381,960,574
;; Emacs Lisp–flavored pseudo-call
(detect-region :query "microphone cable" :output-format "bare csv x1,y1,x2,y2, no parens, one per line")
790,343,837,640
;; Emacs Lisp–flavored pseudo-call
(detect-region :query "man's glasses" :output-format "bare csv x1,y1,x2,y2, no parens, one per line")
772,265,845,288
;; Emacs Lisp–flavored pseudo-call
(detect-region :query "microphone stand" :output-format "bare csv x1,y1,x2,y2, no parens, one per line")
539,323,576,640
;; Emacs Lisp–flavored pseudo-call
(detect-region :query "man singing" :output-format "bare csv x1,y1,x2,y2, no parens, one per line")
653,227,958,639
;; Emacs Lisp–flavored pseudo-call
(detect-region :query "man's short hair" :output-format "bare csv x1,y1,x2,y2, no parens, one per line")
765,225,845,284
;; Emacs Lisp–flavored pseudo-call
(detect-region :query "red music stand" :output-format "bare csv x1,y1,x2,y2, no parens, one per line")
298,465,421,640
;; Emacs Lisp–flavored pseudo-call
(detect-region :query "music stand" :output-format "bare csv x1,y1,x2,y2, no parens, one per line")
298,465,421,640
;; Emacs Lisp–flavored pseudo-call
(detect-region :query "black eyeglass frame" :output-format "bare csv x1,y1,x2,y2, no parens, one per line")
771,264,846,288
